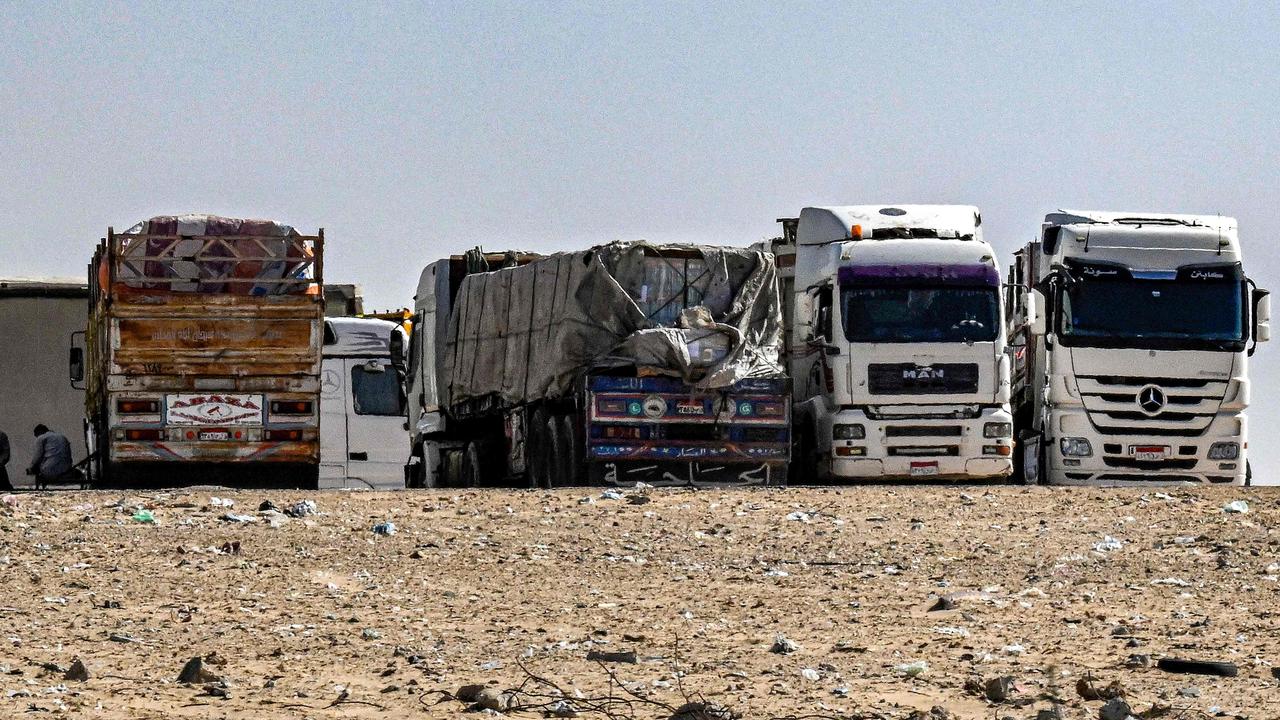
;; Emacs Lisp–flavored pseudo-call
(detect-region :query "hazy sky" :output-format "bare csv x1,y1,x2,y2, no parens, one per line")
3,2,1278,477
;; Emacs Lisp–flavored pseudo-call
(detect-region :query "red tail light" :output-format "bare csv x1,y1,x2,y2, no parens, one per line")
125,428,163,441
266,429,302,441
270,400,314,414
117,399,159,414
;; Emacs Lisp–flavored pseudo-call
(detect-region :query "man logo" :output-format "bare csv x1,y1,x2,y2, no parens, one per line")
1137,385,1166,416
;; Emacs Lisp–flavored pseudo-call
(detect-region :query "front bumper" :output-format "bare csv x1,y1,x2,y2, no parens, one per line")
1044,410,1246,486
826,407,1013,480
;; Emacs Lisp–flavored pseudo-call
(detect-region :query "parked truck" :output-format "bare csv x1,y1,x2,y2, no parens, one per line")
78,215,325,487
400,243,790,488
1006,210,1269,485
762,205,1013,482
0,278,91,484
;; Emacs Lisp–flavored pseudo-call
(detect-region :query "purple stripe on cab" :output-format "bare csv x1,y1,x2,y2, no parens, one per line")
838,263,999,286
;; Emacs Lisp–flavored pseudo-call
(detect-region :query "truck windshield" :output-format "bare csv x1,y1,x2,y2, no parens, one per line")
841,286,999,343
1060,278,1245,350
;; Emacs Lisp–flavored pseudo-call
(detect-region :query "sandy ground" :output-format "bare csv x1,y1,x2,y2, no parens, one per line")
0,485,1276,719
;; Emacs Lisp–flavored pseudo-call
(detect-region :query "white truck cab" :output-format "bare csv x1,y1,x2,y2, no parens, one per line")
319,317,409,489
1008,210,1269,485
773,205,1013,482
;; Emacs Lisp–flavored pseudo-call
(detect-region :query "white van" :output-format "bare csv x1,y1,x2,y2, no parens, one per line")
319,317,409,489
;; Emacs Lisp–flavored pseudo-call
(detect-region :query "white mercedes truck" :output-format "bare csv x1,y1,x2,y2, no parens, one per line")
766,205,1014,482
1006,210,1270,485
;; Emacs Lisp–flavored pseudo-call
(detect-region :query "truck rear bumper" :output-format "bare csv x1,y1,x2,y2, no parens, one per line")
111,440,318,464
588,459,786,487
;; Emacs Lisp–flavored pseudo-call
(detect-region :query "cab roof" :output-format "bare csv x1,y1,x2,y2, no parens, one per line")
798,205,982,246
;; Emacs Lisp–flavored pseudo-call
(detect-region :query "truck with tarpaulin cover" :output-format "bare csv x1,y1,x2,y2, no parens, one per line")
399,243,790,488
77,214,325,486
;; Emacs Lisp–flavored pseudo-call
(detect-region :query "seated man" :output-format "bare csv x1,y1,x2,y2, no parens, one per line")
26,424,74,489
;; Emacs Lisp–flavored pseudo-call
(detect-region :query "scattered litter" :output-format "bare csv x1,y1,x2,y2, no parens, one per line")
220,513,256,523
799,668,820,681
63,659,89,682
1150,577,1190,587
784,510,814,523
1099,697,1136,720
895,660,928,678
372,521,397,536
131,509,156,524
284,500,317,518
932,626,970,638
1222,500,1249,514
585,650,637,664
600,489,625,501
209,496,234,508
1093,536,1124,553
1001,644,1025,655
258,500,277,512
1155,657,1238,677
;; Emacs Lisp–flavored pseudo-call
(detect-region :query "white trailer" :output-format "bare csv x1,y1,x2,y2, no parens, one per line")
319,317,409,489
0,278,90,485
766,205,1013,482
1007,210,1269,485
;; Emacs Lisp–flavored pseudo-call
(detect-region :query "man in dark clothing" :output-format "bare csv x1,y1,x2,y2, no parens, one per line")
27,425,73,488
0,430,12,491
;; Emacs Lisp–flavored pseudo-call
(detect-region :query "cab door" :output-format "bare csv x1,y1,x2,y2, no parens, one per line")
318,357,348,488
344,358,408,489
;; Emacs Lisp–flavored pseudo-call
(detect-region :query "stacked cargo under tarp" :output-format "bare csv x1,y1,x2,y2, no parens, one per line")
113,214,315,295
443,241,784,410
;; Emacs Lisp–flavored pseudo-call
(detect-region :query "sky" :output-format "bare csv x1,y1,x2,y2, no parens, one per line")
2,1,1278,478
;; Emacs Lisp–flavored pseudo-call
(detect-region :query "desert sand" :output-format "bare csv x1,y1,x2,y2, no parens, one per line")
0,485,1276,719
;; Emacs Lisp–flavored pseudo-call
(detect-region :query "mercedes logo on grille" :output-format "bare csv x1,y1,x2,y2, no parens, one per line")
1137,385,1167,416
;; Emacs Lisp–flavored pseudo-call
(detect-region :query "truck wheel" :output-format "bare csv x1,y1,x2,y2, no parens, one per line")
527,408,552,489
461,441,484,488
558,414,586,486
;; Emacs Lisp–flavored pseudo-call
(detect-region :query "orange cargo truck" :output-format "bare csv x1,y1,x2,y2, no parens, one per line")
75,215,325,487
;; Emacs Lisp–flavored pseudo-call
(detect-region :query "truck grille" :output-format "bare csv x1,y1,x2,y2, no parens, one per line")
868,364,979,395
1076,376,1225,436
887,446,959,457
885,426,963,438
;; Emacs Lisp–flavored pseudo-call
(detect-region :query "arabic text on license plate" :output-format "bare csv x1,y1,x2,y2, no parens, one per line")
910,462,939,476
198,431,230,441
1133,446,1168,461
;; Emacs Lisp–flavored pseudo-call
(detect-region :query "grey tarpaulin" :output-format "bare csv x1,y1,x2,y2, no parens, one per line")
443,242,784,408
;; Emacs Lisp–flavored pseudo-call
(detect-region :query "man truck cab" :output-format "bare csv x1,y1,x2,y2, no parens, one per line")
319,317,408,489
771,205,1014,482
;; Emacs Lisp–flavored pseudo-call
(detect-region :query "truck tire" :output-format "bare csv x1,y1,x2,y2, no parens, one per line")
527,408,552,489
558,414,586,486
545,414,572,488
461,441,484,488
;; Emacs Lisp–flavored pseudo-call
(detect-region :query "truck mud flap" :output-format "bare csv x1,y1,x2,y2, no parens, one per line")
591,461,784,488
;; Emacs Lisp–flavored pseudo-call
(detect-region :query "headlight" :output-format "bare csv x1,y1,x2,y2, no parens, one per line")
984,422,1012,438
833,424,865,440
1059,437,1093,457
1208,442,1239,460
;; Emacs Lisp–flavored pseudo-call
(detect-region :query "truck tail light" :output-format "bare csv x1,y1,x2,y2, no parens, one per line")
266,429,302,441
117,399,159,414
270,400,314,414
124,428,163,441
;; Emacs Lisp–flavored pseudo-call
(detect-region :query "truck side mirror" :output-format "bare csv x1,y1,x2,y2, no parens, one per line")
389,327,407,373
1251,288,1270,354
69,347,85,383
1027,290,1046,336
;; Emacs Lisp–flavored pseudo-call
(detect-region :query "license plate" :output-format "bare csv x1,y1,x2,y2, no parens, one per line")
198,431,230,441
1132,445,1168,462
910,461,939,476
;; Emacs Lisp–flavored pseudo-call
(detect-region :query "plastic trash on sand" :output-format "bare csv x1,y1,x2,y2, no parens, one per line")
373,521,397,536
1093,535,1124,553
285,500,318,518
895,660,928,677
1222,500,1249,514
131,509,156,524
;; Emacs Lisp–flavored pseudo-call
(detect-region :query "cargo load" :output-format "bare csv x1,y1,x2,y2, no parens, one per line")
443,242,784,411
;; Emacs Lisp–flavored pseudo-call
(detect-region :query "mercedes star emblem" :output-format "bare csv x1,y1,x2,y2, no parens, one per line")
1137,385,1166,416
